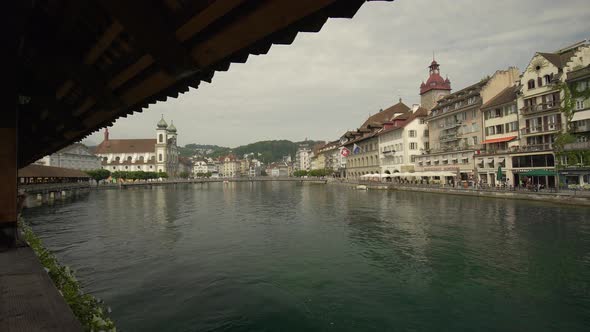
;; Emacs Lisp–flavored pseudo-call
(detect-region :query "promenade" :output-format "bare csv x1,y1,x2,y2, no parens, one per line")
339,180,590,206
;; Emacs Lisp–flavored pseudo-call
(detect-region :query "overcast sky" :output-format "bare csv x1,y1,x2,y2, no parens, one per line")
84,0,590,147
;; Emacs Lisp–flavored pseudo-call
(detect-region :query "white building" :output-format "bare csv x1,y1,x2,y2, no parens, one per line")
95,116,179,175
193,160,209,175
378,106,429,175
295,144,311,171
36,143,101,171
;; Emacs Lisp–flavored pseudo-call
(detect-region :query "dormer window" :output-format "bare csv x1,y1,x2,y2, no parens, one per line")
527,79,535,90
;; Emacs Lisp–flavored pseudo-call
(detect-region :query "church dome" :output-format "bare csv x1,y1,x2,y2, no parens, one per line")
167,121,177,133
157,115,168,129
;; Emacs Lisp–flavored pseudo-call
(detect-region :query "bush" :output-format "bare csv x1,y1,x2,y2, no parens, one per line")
18,219,116,331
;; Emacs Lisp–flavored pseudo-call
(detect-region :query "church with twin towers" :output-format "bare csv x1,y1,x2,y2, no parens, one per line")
94,116,179,175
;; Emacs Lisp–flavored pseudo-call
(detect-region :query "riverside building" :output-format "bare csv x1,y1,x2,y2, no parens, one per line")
512,41,590,188
378,106,429,177
343,101,410,179
415,66,520,183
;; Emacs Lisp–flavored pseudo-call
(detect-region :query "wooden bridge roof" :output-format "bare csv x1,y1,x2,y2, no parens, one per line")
18,164,90,179
16,0,391,167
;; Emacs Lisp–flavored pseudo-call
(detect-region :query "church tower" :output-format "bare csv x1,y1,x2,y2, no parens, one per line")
155,115,168,173
420,58,452,111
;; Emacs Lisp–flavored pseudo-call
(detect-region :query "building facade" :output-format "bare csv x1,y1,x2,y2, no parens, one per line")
36,143,101,171
415,67,520,181
219,155,239,177
378,107,429,176
95,117,179,175
295,143,311,171
476,86,520,185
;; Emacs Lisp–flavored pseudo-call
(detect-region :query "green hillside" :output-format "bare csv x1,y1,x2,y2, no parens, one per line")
181,140,324,162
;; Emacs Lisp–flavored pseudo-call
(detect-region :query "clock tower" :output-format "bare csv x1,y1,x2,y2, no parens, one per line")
419,58,452,111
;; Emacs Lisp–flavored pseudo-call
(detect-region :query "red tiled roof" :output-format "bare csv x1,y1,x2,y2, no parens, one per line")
378,107,429,136
360,102,411,129
94,139,156,154
481,86,518,109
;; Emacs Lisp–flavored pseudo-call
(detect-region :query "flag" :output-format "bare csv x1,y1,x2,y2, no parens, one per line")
353,144,361,154
340,147,350,157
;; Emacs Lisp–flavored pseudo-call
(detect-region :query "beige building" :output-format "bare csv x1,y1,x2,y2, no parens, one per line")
510,41,590,188
415,67,520,181
476,86,520,185
219,155,239,177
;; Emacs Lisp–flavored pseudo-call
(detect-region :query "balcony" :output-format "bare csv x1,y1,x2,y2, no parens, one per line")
520,123,562,136
521,102,560,115
564,141,590,151
380,150,396,158
443,121,462,129
439,133,459,142
520,143,553,152
573,121,590,133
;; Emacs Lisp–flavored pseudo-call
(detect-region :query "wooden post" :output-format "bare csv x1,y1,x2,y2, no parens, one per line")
0,99,18,247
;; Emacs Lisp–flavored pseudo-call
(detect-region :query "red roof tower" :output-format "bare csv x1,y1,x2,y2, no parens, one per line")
420,59,451,95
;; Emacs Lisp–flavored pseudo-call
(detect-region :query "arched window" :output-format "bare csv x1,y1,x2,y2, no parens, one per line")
527,79,535,89
115,156,120,162
139,156,144,162
127,156,132,162
102,157,107,162
159,153,163,161
159,134,163,143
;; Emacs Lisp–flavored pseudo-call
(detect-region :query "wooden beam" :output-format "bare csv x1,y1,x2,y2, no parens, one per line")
189,0,337,67
175,0,247,42
99,0,199,77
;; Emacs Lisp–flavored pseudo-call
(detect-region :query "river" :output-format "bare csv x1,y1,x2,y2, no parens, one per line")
22,182,590,331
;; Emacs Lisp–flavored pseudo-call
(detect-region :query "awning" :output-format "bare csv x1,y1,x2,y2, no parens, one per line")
572,110,590,122
482,136,517,144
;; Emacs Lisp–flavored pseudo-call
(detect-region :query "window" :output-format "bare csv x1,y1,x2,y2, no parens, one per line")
576,98,585,110
411,155,417,162
577,135,588,143
527,79,535,89
102,157,107,162
424,142,429,150
159,134,163,143
544,75,551,85
115,156,120,162
577,81,588,92
537,77,543,87
409,130,416,137
127,156,132,162
419,119,425,124
473,136,478,145
467,97,476,105
472,109,477,119
158,153,163,161
410,142,417,150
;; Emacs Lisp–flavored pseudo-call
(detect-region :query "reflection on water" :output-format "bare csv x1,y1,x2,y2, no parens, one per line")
22,182,590,332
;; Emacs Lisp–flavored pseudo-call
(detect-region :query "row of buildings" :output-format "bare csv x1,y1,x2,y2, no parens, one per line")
307,40,590,188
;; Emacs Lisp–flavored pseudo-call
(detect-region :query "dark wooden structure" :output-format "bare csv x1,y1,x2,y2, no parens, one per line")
5,0,392,237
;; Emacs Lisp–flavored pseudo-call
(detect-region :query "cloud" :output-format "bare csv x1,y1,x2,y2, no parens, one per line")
84,0,590,147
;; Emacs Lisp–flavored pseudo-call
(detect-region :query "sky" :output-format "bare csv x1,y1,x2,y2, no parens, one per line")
84,0,590,148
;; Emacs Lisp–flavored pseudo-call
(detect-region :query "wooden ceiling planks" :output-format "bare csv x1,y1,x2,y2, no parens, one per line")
17,0,391,166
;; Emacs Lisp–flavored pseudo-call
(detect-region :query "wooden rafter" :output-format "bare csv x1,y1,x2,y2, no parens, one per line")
98,0,199,78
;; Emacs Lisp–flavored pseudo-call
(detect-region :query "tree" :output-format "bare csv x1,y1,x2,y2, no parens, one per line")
157,171,168,179
86,169,110,185
179,171,190,179
293,170,308,177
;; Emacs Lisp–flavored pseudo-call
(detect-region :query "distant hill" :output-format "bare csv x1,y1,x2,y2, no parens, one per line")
181,140,325,162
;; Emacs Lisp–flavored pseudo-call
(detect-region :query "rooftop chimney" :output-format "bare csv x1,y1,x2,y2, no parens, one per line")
104,128,109,141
